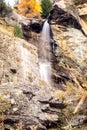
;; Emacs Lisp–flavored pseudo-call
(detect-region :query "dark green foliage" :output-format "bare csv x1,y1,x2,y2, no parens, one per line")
41,0,52,18
0,0,12,17
13,24,23,38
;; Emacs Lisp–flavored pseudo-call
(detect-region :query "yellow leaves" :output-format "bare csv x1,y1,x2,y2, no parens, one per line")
35,2,42,13
18,7,28,14
17,0,42,18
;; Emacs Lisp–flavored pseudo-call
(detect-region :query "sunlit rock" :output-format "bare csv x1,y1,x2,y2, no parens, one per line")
0,29,39,85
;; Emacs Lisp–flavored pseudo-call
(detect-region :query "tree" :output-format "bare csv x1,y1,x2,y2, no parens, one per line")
41,0,52,18
17,0,42,18
0,0,12,17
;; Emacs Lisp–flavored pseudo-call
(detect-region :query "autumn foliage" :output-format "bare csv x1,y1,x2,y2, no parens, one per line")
17,0,42,18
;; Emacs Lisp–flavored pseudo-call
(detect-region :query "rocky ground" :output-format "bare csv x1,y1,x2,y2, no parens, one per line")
0,0,87,130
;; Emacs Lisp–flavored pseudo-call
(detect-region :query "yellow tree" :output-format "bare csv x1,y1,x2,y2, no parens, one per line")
17,0,42,18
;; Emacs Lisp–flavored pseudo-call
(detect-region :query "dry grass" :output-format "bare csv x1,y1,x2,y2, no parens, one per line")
0,24,13,37
54,79,87,114
73,92,87,114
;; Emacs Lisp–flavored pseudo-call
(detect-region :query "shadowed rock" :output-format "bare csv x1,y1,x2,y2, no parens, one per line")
48,2,86,35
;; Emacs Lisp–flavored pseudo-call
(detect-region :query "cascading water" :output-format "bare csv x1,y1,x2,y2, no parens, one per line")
39,21,51,85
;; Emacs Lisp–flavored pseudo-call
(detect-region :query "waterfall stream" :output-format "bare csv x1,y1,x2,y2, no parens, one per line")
39,21,51,85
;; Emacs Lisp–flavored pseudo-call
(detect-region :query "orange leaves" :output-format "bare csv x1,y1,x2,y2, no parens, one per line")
17,0,42,18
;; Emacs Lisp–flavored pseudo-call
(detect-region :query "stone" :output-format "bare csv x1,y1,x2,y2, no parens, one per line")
0,83,66,130
0,28,39,85
48,0,87,35
70,115,87,127
78,3,87,16
0,1,87,129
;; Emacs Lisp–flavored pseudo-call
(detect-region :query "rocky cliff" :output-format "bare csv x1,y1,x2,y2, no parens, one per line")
0,0,87,130
0,27,39,84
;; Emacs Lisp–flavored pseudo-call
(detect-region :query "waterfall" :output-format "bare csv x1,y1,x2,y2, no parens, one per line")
41,21,50,46
39,21,51,85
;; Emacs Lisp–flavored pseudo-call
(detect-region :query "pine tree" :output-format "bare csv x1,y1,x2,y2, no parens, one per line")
41,0,52,18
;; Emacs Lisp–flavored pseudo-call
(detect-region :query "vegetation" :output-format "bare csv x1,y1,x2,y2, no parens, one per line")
17,0,42,18
0,0,12,17
13,24,23,38
41,0,52,18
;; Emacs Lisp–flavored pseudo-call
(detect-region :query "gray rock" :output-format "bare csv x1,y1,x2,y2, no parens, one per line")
0,83,66,129
70,115,87,127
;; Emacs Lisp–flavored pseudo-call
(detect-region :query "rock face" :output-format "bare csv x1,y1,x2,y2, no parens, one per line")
78,3,87,16
52,26,87,65
0,23,66,130
48,1,87,129
77,2,87,28
7,11,42,40
0,28,39,85
0,1,87,130
48,0,87,35
0,82,66,130
22,20,42,40
48,0,87,68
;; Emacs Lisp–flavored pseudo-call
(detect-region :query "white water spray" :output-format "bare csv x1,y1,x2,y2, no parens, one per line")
41,21,50,44
39,62,51,84
39,21,51,85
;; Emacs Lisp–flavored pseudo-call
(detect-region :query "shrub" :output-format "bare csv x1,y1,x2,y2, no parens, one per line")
41,0,52,18
13,24,23,38
0,0,12,17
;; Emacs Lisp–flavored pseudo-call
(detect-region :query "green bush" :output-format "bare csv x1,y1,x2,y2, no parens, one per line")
13,24,23,38
0,0,12,17
41,0,52,18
